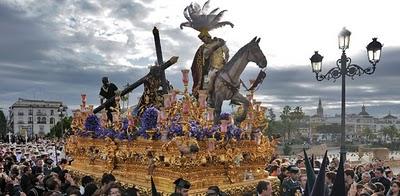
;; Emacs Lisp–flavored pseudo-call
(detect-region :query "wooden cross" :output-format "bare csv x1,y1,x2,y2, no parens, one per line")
153,27,170,94
94,27,177,114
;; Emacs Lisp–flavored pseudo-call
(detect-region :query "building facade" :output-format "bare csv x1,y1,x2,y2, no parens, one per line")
9,98,66,136
309,99,400,143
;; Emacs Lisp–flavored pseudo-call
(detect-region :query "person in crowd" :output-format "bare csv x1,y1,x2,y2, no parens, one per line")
325,171,336,196
256,180,272,196
206,186,226,196
345,169,356,195
173,178,190,196
362,172,372,185
374,182,385,194
79,176,94,195
356,165,366,182
281,165,300,196
298,174,307,195
387,180,400,196
386,169,395,182
372,167,391,194
105,182,122,196
28,173,45,196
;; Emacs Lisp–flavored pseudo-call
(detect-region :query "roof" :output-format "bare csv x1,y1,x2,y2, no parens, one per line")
358,105,370,116
383,113,397,119
10,98,63,109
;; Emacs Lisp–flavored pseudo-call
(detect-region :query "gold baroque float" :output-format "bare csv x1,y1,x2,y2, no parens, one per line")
66,71,277,195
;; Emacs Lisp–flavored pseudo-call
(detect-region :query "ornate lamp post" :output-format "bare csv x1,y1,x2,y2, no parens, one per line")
56,104,66,164
57,104,66,138
310,27,383,159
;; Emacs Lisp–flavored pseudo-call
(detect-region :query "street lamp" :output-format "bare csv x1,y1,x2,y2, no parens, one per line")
57,104,66,138
310,27,383,159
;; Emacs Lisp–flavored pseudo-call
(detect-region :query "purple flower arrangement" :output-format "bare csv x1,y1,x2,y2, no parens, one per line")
84,114,101,132
189,120,204,140
77,107,244,142
227,124,242,140
220,112,231,120
167,115,183,138
138,107,159,139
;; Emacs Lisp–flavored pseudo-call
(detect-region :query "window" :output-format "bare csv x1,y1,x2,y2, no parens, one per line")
50,110,54,115
50,117,55,124
17,110,24,116
42,117,46,124
37,117,41,123
28,109,33,115
28,117,33,124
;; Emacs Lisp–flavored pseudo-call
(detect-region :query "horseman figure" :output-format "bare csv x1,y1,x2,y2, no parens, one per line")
192,30,229,103
181,1,267,124
180,0,233,101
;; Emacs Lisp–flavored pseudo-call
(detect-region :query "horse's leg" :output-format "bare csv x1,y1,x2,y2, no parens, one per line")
231,92,249,123
213,95,224,125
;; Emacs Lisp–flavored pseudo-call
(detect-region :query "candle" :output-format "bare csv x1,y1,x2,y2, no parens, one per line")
246,94,253,103
163,94,171,108
170,89,179,104
183,100,190,114
207,108,214,121
81,94,87,110
247,111,254,120
157,110,161,123
160,107,166,120
181,69,190,86
198,90,208,108
220,119,229,133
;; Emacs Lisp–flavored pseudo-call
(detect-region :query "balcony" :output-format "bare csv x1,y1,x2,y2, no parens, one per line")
36,112,47,116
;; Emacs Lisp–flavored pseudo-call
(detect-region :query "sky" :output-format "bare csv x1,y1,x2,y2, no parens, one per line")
1,0,400,118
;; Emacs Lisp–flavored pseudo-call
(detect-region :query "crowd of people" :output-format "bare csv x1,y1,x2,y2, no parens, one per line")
264,155,400,196
1,138,399,196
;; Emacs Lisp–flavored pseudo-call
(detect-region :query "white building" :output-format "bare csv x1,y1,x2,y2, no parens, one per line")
9,98,66,136
309,99,400,142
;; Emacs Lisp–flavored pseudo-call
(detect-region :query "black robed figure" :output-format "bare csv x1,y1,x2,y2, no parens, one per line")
99,77,119,122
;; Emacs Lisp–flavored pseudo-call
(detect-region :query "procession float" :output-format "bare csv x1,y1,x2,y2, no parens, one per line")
65,1,278,195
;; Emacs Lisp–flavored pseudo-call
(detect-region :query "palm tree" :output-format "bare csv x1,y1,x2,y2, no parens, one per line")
291,106,305,137
280,106,292,142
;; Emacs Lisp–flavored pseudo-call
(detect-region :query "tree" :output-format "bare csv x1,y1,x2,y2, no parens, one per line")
266,108,284,137
267,108,276,122
283,143,292,155
382,125,398,142
0,110,6,137
280,106,292,142
362,127,374,142
280,106,305,142
48,116,72,138
290,106,305,137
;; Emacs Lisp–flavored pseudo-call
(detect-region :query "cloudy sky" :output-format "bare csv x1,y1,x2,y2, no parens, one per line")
1,0,399,117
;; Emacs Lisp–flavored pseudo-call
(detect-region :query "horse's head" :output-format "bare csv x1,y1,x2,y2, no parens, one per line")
247,37,267,68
